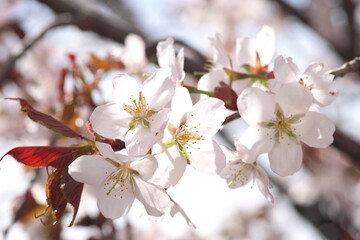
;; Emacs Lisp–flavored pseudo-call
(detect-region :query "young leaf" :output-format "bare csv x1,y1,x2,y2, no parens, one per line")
6,98,86,139
45,168,84,227
61,169,84,227
45,168,67,226
1,145,93,168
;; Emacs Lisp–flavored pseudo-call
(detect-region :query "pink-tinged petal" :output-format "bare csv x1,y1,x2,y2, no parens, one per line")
112,74,139,105
197,69,229,93
149,108,170,133
130,155,157,181
275,83,313,117
142,68,175,109
97,180,135,219
169,87,192,127
90,103,132,139
302,63,334,89
256,25,275,65
311,89,338,106
125,126,160,156
220,144,239,163
254,167,274,203
294,111,335,148
134,176,173,216
150,146,187,188
236,37,256,67
189,140,226,175
220,161,252,188
69,155,113,186
237,87,276,124
186,97,227,138
268,136,302,177
210,34,230,68
273,56,301,84
236,126,275,163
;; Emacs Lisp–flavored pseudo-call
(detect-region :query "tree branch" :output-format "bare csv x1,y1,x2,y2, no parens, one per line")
329,56,360,78
272,0,355,60
0,14,72,83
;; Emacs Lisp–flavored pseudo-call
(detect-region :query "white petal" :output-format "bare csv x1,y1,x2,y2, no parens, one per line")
237,87,276,124
90,103,131,139
157,38,176,68
311,89,338,106
254,167,274,203
236,37,256,67
150,147,187,188
273,56,300,84
210,34,230,68
294,111,335,148
268,136,302,177
275,82,313,117
125,126,160,156
130,155,157,181
122,34,147,72
142,68,175,109
112,74,139,105
134,176,172,216
149,108,170,133
197,69,229,93
236,126,275,163
96,142,121,162
97,180,135,219
186,97,227,138
256,25,275,65
69,155,113,186
169,86,192,127
170,199,195,228
232,78,251,95
189,140,226,175
301,63,334,89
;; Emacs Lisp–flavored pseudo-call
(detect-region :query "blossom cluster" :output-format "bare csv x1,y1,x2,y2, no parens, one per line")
68,26,337,223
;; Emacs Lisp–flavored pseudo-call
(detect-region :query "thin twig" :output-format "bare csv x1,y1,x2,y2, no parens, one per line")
328,56,360,78
223,112,240,125
0,14,73,83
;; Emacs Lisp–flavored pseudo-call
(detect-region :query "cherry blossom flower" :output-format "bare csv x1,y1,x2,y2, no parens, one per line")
151,87,227,187
121,34,148,74
271,55,338,106
68,142,173,219
90,68,175,155
220,141,273,202
157,37,185,85
198,26,275,95
237,83,335,176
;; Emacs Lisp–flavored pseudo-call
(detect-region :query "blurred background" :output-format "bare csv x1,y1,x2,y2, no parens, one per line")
0,0,360,239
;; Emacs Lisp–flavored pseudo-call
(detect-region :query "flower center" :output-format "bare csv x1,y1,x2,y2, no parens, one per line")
103,163,138,197
261,109,300,143
123,91,157,129
164,121,204,160
226,162,254,187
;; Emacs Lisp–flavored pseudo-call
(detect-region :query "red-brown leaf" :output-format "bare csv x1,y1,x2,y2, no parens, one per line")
46,168,67,225
2,145,93,168
61,169,84,227
45,168,84,227
6,98,85,139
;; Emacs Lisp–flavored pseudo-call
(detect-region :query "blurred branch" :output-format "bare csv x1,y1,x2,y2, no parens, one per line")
37,0,207,75
333,129,360,164
329,56,360,78
0,14,72,83
37,0,144,43
272,0,355,60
